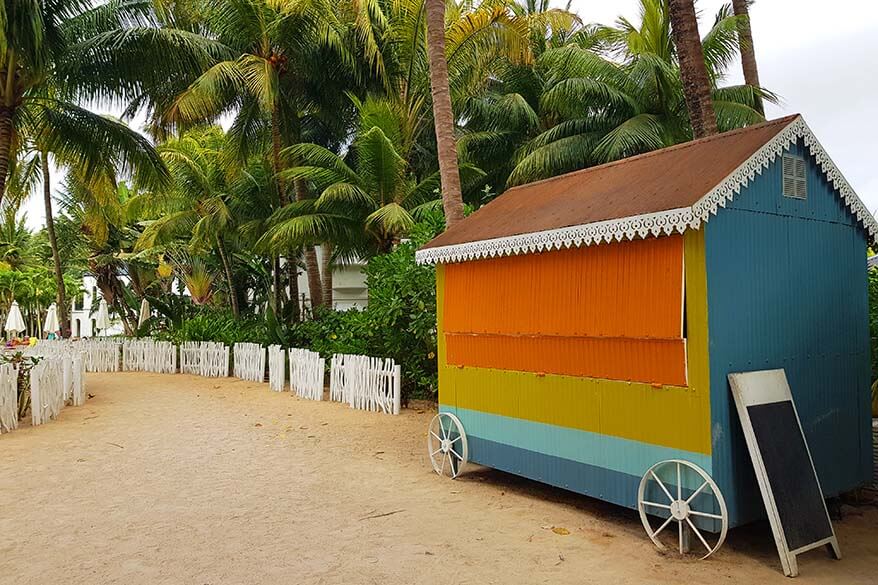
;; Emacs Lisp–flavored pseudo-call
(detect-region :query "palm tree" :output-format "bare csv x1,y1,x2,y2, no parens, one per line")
134,127,242,317
58,172,142,335
265,101,485,255
0,2,182,336
0,1,197,206
668,0,717,137
162,0,356,312
732,0,762,114
505,0,772,185
424,0,465,229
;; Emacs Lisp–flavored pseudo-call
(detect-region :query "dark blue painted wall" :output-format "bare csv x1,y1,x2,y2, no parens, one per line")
705,140,871,527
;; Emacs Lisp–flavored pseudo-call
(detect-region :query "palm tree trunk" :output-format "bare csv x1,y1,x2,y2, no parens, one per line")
272,105,323,312
668,0,718,138
732,0,763,115
272,256,283,313
0,53,16,209
216,236,239,318
288,255,300,322
271,106,288,206
320,243,333,309
291,176,323,309
425,0,465,229
0,108,13,209
41,152,70,337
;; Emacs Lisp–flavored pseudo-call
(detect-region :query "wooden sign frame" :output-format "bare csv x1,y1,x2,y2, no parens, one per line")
728,369,841,577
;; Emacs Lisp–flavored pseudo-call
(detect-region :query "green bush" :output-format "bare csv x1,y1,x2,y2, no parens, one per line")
288,214,442,400
155,308,267,346
152,213,444,401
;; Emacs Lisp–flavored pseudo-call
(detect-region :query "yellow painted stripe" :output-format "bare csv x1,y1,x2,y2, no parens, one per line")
436,231,712,455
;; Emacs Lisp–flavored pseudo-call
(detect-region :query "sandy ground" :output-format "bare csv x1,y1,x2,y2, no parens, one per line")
1,373,877,584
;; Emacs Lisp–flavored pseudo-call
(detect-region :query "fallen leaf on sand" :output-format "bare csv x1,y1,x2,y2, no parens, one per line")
551,527,570,536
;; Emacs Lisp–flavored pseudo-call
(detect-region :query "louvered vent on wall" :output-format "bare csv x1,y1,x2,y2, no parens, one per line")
782,154,807,199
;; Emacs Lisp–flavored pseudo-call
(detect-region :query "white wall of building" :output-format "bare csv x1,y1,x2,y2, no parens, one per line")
69,276,124,338
292,245,368,312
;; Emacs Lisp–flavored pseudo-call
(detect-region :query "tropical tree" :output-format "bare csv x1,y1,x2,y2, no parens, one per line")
732,0,762,114
265,98,485,256
58,172,143,335
424,0,464,229
505,0,772,185
134,127,241,317
668,0,717,137
161,0,359,310
0,1,186,336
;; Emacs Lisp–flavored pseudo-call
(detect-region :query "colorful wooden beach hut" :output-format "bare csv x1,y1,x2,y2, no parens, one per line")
417,115,876,555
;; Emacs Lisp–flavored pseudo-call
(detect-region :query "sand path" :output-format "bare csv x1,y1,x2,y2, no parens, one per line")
1,372,876,584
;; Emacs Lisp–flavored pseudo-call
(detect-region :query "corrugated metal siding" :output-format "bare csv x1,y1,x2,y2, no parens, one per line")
445,333,687,385
434,230,714,511
440,365,710,454
442,236,686,384
705,139,871,528
444,236,684,338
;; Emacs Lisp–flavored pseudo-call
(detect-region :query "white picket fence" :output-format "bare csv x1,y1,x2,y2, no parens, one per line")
63,354,87,407
289,347,324,401
0,335,404,436
233,342,266,382
30,357,65,426
83,340,121,372
122,339,177,373
267,345,285,392
329,354,401,415
0,363,17,433
180,341,229,377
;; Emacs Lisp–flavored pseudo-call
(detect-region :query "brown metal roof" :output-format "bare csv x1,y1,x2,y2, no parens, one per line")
422,115,800,251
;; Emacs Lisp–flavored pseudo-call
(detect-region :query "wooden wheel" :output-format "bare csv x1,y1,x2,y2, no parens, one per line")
427,412,468,479
638,459,728,559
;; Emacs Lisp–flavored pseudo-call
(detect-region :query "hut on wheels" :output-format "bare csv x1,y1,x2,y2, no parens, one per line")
417,115,875,553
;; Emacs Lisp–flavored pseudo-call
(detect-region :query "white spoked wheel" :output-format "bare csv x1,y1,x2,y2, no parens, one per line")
427,412,468,479
637,459,728,559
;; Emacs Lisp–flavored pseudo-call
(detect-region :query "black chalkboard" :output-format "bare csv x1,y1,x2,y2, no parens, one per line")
747,400,833,551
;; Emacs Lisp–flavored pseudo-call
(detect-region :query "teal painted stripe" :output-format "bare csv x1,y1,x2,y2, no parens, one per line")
442,406,711,483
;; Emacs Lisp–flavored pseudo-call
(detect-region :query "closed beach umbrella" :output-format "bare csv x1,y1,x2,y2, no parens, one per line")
5,301,25,337
44,303,60,335
137,298,150,329
95,299,111,335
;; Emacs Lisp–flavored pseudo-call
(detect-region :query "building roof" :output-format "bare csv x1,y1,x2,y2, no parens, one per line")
417,115,878,265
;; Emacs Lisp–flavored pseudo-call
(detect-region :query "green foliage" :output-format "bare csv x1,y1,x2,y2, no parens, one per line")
155,308,266,346
288,213,444,400
360,223,440,398
156,213,444,400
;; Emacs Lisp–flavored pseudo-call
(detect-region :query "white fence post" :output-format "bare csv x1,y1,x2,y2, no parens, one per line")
234,342,266,382
288,347,323,400
328,353,400,415
268,345,285,391
30,357,64,426
0,363,18,432
393,364,401,416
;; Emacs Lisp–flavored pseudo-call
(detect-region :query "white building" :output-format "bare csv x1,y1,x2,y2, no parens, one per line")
294,247,368,312
69,275,124,338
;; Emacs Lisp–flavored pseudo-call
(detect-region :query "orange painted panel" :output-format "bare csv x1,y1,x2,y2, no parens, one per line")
443,235,684,339
445,333,688,386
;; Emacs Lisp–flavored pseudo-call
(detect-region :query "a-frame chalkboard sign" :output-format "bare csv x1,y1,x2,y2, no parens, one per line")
728,369,841,577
